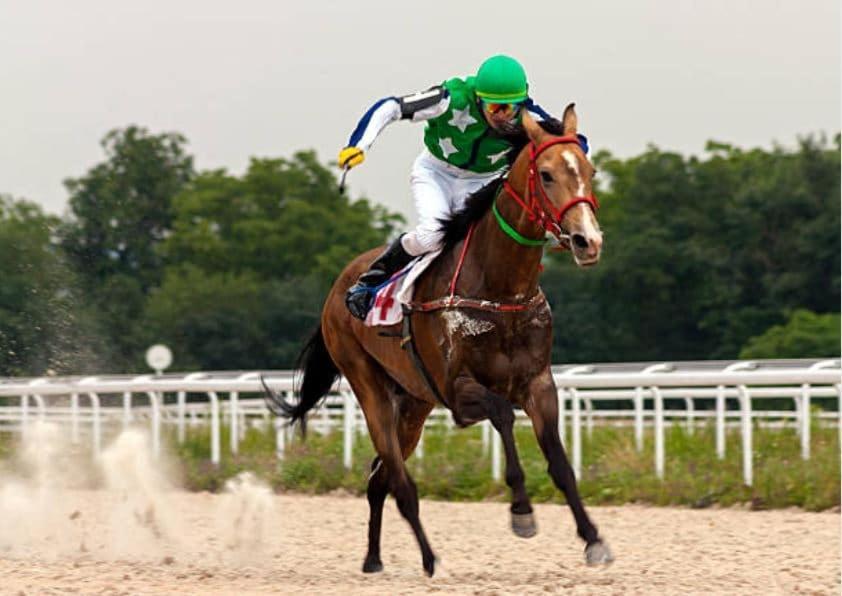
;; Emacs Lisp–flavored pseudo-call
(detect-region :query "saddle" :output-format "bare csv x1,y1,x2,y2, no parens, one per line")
363,251,441,326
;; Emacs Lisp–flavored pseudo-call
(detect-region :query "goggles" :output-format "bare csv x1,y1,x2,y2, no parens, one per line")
481,100,524,119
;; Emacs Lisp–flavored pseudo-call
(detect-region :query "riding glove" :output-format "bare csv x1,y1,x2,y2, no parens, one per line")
338,147,365,169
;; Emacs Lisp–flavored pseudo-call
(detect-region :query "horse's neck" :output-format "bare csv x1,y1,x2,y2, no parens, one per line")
466,183,545,300
430,153,545,302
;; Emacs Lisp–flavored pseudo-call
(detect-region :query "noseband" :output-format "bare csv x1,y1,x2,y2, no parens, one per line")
501,135,600,244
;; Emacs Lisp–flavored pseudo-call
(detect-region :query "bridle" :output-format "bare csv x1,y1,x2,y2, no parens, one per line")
500,135,600,244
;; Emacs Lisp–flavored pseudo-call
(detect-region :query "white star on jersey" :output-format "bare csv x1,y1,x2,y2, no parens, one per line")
438,137,458,158
488,148,509,165
447,106,478,133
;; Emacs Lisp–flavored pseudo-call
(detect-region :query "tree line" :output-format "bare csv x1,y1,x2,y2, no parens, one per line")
1,127,838,376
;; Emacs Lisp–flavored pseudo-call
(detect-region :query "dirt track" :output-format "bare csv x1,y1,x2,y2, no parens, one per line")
1,491,839,595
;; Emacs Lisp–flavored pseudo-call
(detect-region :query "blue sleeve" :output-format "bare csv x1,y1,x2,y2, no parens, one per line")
347,97,399,147
524,97,553,121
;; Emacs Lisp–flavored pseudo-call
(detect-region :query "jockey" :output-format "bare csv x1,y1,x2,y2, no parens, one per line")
340,54,586,320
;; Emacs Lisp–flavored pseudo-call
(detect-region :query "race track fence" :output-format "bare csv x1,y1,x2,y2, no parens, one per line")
1,360,839,487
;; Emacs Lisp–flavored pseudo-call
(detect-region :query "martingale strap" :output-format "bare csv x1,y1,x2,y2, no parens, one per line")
400,306,448,407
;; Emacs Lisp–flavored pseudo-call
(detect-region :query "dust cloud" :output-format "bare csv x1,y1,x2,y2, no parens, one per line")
0,421,275,563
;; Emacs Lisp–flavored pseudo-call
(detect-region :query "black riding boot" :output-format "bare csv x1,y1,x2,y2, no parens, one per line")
345,235,415,320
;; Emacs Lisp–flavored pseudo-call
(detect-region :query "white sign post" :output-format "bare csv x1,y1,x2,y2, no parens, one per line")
145,344,173,376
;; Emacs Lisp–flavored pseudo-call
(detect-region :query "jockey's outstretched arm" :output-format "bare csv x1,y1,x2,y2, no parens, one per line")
338,86,451,168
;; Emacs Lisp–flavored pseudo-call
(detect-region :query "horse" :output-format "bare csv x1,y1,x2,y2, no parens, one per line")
264,105,613,576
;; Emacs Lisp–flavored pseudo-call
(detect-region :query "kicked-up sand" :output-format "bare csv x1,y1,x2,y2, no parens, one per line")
0,491,838,595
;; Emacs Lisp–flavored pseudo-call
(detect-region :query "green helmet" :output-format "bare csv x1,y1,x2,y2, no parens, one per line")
475,55,528,104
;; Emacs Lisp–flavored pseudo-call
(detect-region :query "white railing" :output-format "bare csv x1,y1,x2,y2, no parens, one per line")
0,359,839,486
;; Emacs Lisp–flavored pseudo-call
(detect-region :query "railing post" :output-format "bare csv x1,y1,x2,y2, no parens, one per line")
179,373,208,444
715,385,727,459
208,391,220,465
21,379,46,436
27,379,47,427
416,427,424,460
79,377,100,458
637,364,673,454
31,395,46,421
633,387,644,452
482,419,491,455
584,396,594,439
275,416,285,460
492,427,502,481
20,395,29,435
122,392,132,430
653,386,664,479
70,392,79,444
230,373,256,454
684,397,694,435
146,391,161,457
800,383,811,460
802,361,840,460
718,362,756,460
558,366,593,480
836,383,842,443
571,388,581,479
737,384,753,486
343,390,355,470
88,392,101,457
557,388,566,448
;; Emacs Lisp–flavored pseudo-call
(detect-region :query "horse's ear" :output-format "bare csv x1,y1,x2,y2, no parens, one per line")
562,103,578,136
522,111,546,144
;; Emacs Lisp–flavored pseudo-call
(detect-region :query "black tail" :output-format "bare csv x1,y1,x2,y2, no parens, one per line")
261,324,340,435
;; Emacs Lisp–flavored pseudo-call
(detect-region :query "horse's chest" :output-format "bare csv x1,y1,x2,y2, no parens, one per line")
438,303,552,396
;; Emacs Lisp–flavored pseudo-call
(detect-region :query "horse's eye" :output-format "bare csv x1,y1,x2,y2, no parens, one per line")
540,171,554,184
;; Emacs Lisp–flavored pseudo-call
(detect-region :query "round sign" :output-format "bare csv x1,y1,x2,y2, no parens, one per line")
145,344,173,373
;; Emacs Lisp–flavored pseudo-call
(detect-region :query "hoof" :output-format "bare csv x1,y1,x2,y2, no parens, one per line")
511,512,537,538
423,556,436,577
585,540,614,566
362,558,383,573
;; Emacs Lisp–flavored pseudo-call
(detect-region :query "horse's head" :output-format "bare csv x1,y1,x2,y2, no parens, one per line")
519,105,603,266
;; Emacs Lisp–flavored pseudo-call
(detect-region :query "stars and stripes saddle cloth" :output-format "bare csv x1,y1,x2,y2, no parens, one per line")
363,250,441,327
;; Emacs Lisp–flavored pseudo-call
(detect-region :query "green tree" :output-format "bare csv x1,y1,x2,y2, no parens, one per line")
59,126,194,369
163,150,401,285
543,134,840,363
0,196,104,376
739,310,840,359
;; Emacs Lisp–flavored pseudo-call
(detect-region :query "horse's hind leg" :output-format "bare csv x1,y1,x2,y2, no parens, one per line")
363,393,432,573
451,375,535,538
525,370,613,565
337,353,437,576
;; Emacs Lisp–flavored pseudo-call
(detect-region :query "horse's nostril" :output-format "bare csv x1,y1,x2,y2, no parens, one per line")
572,234,589,250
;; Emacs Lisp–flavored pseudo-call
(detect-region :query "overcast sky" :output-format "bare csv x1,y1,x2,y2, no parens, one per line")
2,0,839,223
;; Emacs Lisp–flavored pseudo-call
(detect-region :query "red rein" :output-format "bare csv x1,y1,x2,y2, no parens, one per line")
503,135,599,241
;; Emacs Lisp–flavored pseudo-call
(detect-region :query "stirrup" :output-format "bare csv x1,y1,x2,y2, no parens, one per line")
345,283,377,320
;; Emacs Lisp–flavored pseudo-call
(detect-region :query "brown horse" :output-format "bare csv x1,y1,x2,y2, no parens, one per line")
265,105,613,576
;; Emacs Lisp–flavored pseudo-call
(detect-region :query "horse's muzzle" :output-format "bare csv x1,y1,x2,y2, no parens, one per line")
571,231,603,266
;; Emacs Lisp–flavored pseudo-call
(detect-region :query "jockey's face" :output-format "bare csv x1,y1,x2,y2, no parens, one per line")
481,100,523,133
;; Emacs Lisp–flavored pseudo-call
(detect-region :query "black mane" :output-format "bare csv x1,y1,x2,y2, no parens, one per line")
437,118,566,253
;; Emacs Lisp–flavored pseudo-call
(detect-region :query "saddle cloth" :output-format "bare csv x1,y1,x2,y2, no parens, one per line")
364,250,441,327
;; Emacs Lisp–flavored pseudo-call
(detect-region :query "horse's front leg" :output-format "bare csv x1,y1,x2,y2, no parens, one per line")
525,370,614,565
451,374,536,538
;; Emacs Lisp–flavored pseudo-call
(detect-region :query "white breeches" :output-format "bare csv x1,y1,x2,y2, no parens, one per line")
400,150,502,256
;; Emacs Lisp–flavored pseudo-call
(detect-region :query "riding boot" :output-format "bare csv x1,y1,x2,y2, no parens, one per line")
345,234,415,320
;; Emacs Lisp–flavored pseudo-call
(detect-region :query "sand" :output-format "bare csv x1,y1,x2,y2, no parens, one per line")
0,492,838,595
1,424,838,595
